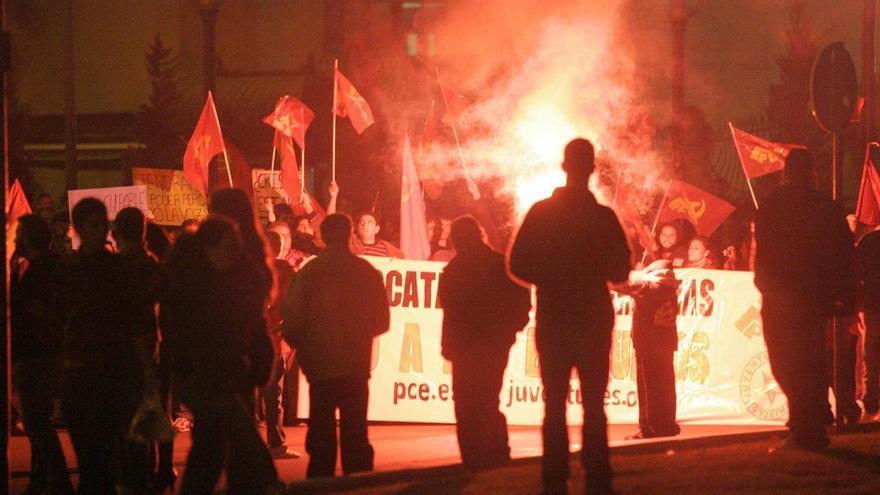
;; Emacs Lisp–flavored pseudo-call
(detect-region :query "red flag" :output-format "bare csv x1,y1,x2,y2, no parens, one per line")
856,147,880,226
183,92,226,195
274,132,303,205
729,123,803,179
658,180,736,238
614,185,653,253
6,179,32,259
439,81,469,121
334,69,375,134
400,132,431,261
262,96,315,149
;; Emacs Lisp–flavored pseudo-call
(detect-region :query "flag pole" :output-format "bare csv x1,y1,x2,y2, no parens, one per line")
270,130,277,175
729,122,760,210
300,105,306,197
221,149,233,188
641,179,674,266
435,67,479,200
331,58,339,183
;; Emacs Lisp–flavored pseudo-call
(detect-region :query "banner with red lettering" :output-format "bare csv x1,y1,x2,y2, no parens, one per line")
297,260,784,426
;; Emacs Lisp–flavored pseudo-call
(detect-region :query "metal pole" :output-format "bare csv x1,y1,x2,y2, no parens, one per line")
1,0,10,489
64,0,77,191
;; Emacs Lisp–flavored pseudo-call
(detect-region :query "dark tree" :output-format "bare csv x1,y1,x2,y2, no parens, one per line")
136,34,184,168
768,1,822,147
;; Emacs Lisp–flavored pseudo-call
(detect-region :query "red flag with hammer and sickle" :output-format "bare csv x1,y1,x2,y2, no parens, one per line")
659,180,735,237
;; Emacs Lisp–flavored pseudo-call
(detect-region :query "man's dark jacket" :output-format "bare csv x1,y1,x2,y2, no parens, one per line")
439,243,531,360
755,184,854,313
281,245,390,383
508,186,631,331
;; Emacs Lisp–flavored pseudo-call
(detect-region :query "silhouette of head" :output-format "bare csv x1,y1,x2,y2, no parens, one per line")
196,217,242,272
562,138,595,178
72,197,109,251
209,188,258,235
784,148,813,186
321,213,353,247
113,207,146,245
449,215,484,252
15,214,51,257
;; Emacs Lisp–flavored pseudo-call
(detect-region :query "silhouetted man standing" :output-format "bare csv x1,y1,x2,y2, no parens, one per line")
281,214,390,478
755,149,855,451
509,138,631,495
62,198,139,494
11,214,73,494
439,215,531,471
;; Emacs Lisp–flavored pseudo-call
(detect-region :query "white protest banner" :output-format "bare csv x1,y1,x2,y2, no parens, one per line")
132,168,207,226
251,168,288,224
296,260,784,426
67,185,148,220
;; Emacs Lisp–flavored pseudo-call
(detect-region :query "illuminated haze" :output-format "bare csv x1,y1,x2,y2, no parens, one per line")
416,0,670,217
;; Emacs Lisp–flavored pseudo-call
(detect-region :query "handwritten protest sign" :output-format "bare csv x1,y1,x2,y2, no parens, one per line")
67,185,149,220
252,168,288,224
132,168,207,226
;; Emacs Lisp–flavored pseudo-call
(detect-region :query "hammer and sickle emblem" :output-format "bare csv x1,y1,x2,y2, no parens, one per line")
668,197,706,223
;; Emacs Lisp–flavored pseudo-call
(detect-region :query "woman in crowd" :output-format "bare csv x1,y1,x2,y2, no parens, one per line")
685,236,715,269
162,217,281,494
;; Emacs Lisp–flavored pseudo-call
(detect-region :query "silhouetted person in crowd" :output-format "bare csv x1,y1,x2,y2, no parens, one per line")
112,207,166,492
11,214,73,494
755,148,855,451
617,259,681,439
857,224,880,421
61,198,141,494
208,188,275,299
261,231,301,459
281,214,390,478
351,211,405,258
162,218,281,494
508,138,631,495
439,215,530,471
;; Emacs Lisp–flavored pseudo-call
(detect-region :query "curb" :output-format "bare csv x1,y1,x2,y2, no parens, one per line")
283,422,880,494
284,427,786,494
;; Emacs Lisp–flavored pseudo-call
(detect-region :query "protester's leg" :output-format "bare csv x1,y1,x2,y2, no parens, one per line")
836,320,861,422
451,356,481,468
339,376,374,475
634,350,650,434
224,392,280,494
15,361,72,493
283,354,301,426
647,347,679,435
177,385,228,494
577,335,613,493
864,310,880,415
262,354,287,448
538,344,572,494
63,370,117,495
482,350,512,465
763,299,829,448
306,380,339,478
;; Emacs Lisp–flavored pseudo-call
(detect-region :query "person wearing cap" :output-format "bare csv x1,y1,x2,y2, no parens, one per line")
508,138,631,495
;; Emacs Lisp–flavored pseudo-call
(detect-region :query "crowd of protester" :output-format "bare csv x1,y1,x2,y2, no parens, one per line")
9,138,880,494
